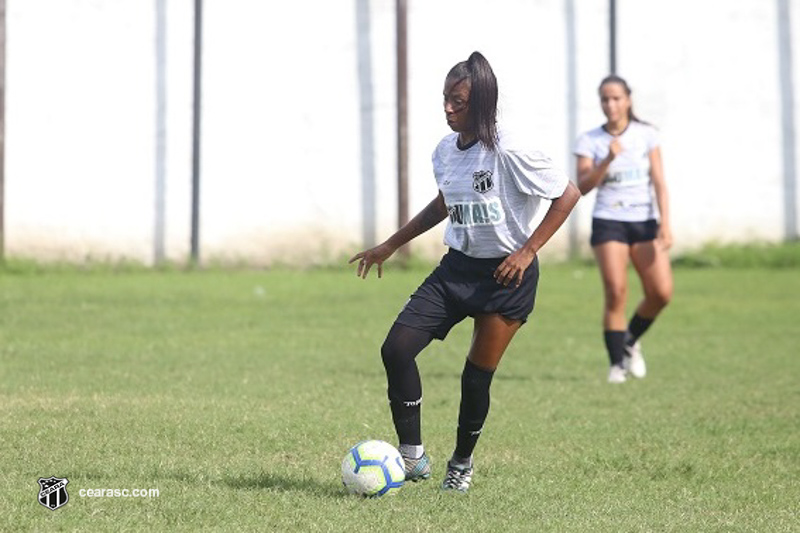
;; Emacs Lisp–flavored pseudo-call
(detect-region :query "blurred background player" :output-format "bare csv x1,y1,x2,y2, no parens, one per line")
574,74,673,384
350,51,579,492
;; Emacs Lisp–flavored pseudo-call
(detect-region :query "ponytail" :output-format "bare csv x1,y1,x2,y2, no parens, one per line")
446,51,499,151
466,52,499,151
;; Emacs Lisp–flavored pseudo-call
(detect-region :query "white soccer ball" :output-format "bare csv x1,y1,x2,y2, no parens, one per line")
341,440,405,497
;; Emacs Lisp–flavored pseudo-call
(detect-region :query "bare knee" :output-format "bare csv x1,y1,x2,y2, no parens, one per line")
647,285,672,311
604,284,627,312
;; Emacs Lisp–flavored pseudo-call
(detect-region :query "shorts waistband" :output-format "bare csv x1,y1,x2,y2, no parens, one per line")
446,248,508,264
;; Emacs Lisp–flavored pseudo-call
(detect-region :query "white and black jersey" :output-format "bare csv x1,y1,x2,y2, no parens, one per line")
574,121,660,222
432,131,569,258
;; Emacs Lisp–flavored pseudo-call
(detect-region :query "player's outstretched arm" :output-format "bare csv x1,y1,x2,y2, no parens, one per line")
349,192,448,279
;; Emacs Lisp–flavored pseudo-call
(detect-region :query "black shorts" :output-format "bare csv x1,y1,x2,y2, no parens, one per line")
590,218,659,247
394,248,539,340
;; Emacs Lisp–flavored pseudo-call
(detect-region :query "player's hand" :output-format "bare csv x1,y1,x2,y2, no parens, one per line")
494,248,536,288
349,243,395,279
657,225,673,250
607,136,623,161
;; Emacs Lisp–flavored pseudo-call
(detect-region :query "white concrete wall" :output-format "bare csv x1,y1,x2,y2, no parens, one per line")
4,0,798,264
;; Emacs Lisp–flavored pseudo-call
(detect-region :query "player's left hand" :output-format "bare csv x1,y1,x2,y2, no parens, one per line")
494,248,536,288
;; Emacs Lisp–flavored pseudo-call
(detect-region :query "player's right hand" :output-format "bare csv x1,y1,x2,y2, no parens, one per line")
607,136,623,160
349,243,395,279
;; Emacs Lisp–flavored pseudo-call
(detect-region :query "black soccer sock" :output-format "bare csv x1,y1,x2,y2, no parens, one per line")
381,323,434,446
604,330,626,367
454,358,495,461
626,313,654,346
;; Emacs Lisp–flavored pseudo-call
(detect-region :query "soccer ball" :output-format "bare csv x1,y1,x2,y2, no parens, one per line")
341,440,405,497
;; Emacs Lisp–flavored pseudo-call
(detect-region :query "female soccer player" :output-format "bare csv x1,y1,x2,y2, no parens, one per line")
574,75,673,384
350,52,580,492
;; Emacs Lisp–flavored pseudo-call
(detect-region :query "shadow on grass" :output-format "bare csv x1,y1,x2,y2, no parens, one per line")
68,470,346,501
220,472,347,499
424,371,532,382
161,470,347,499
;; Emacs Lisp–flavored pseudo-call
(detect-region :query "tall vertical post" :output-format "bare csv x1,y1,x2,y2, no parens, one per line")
609,0,617,74
190,0,203,265
356,0,376,248
0,0,6,264
565,0,579,259
777,0,797,241
154,0,167,265
396,0,409,260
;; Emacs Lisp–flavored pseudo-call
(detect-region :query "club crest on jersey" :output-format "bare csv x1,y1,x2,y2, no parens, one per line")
472,170,494,193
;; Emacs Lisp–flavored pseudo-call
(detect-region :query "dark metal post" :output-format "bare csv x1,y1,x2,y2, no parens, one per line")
190,0,203,265
0,0,5,264
396,0,409,260
609,0,617,74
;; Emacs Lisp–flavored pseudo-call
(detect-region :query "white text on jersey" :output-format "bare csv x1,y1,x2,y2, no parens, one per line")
447,199,505,227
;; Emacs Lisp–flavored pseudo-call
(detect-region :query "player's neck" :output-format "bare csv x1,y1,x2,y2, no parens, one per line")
458,132,477,147
604,119,629,136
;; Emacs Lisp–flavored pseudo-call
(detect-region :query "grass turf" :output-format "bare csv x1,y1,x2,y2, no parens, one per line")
1,262,798,531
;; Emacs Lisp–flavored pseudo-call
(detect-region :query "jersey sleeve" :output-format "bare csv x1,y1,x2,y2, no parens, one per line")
573,131,595,158
644,124,660,151
501,148,570,200
431,140,446,186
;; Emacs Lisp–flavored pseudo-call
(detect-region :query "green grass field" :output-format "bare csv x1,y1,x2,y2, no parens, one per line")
1,258,798,532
